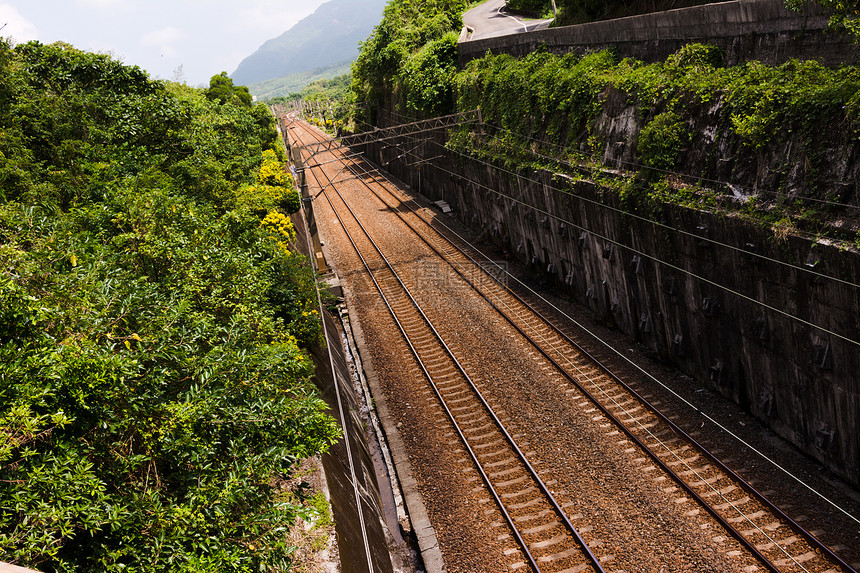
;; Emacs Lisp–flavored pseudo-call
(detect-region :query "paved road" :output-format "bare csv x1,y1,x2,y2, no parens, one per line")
461,0,553,41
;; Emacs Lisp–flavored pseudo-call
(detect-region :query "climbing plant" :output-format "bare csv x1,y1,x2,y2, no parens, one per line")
785,0,860,39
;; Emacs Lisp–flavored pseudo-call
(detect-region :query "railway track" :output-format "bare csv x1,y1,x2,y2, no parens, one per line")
285,115,856,573
295,118,607,573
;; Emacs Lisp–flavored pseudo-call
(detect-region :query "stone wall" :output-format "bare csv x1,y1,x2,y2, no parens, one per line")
359,133,860,487
459,0,859,67
592,87,860,216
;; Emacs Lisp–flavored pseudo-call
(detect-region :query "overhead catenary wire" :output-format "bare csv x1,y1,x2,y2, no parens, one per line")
484,121,860,212
336,152,827,572
300,120,606,573
286,118,377,573
426,135,860,290
334,111,860,345
366,106,860,262
374,106,860,213
371,134,860,348
426,205,860,529
311,117,860,527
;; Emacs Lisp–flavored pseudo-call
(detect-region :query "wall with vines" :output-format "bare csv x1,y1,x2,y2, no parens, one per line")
359,130,860,487
455,44,860,245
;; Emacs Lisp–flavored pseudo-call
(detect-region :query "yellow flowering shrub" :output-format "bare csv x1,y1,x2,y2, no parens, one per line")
235,150,300,214
290,308,321,346
257,149,288,187
261,211,296,251
234,183,283,213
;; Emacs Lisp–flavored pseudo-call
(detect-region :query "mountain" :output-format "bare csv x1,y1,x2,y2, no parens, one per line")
248,62,353,101
231,0,386,87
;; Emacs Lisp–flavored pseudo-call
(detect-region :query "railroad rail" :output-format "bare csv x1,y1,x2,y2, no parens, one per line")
292,118,607,573
285,115,856,573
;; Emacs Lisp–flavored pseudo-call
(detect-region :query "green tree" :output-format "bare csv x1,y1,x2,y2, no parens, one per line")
506,0,554,16
351,0,468,118
785,0,860,38
0,40,339,572
206,71,253,107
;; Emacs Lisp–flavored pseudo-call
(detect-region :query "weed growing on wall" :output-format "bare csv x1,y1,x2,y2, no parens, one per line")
637,111,691,172
452,44,860,242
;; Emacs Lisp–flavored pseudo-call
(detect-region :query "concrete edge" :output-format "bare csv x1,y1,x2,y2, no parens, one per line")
335,301,423,573
338,281,446,573
336,305,407,532
458,25,474,43
0,563,41,573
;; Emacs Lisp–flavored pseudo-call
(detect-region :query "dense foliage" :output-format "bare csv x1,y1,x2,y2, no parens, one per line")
456,44,859,164
351,0,468,119
453,44,860,237
505,0,554,17
0,39,338,572
786,0,860,38
206,71,253,107
552,0,721,25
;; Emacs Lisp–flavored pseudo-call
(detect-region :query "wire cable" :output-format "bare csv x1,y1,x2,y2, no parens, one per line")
372,134,859,346
480,120,860,212
373,105,860,214
429,135,860,289
355,149,860,527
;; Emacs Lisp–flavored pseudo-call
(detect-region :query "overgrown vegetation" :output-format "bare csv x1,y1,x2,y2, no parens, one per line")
348,0,859,242
351,0,468,119
505,0,554,18
457,44,859,152
786,0,860,39
0,39,340,571
269,74,356,136
453,45,859,238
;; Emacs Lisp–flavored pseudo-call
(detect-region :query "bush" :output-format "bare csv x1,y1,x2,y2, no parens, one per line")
351,0,469,116
637,111,690,171
0,41,339,572
506,0,553,16
401,33,460,115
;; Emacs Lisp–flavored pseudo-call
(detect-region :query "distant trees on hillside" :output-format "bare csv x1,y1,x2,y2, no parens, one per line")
268,74,353,105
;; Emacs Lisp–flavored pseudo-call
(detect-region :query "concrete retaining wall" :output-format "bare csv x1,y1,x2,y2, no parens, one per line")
459,0,859,67
289,200,404,573
359,133,860,487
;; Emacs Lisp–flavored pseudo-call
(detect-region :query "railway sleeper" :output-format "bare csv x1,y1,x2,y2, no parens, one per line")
496,476,532,490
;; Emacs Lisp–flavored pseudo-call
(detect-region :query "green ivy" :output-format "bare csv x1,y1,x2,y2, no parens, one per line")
351,0,468,118
637,111,690,171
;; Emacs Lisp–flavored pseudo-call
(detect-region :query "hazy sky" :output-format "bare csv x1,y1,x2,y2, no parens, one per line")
0,0,328,86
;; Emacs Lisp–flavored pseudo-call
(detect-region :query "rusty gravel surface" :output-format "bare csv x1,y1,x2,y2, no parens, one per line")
288,119,860,573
